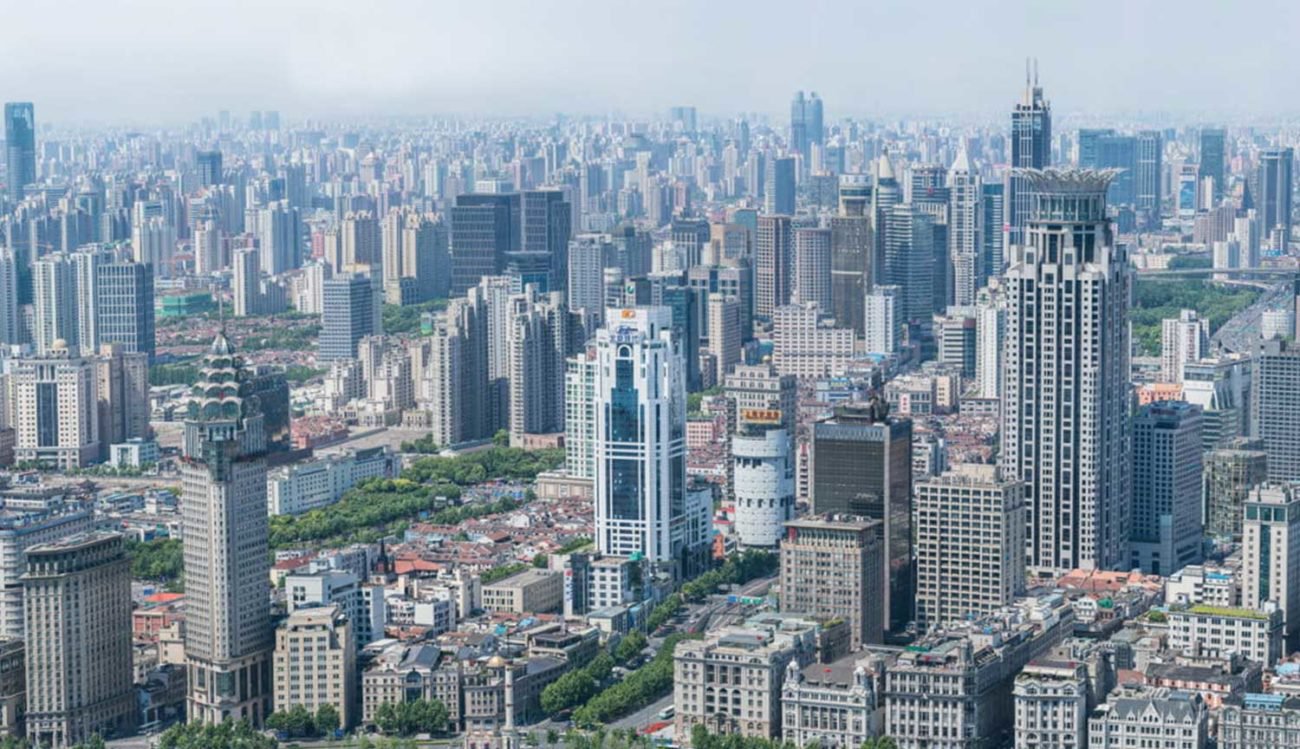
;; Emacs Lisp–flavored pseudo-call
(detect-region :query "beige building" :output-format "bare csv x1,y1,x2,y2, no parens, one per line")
273,605,357,729
23,532,136,748
779,518,884,649
482,569,563,615
675,618,821,743
914,465,1026,632
11,342,100,469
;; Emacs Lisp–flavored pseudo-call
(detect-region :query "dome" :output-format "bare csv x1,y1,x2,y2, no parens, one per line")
209,332,236,357
51,338,68,351
486,655,507,669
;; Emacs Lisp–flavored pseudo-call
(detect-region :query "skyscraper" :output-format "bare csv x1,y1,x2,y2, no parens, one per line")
764,157,796,216
567,234,610,326
980,182,1005,284
793,227,832,310
197,150,224,188
319,274,381,362
755,215,793,319
1002,168,1131,573
96,261,156,362
31,253,79,356
1135,131,1163,228
10,342,100,470
881,203,934,323
1204,439,1269,540
450,193,518,295
1257,148,1294,252
513,189,571,292
1130,402,1204,575
779,517,883,649
22,532,136,748
3,103,35,204
731,426,794,548
810,401,912,633
181,332,273,726
1160,310,1209,384
947,148,981,307
257,201,301,276
592,307,688,569
1242,484,1300,641
1199,128,1226,202
864,285,902,356
1252,337,1300,481
1008,65,1051,247
0,249,17,345
830,174,873,335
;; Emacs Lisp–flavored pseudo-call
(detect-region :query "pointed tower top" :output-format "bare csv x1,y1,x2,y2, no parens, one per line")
950,145,973,175
875,153,895,182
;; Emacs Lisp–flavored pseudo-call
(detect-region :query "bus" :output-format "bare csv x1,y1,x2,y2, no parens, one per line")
658,705,675,720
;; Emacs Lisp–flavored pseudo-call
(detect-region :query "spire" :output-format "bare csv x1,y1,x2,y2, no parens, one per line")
875,153,895,182
950,144,973,175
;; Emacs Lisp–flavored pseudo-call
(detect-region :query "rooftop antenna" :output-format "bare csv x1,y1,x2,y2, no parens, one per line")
1034,58,1040,88
217,292,227,335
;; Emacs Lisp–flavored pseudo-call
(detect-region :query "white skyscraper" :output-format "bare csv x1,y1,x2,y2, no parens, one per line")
593,307,687,566
31,253,79,355
1161,310,1210,384
864,285,902,356
1001,168,1132,573
568,234,609,327
194,219,223,276
975,284,1006,399
181,332,273,726
1242,484,1300,641
131,203,176,279
731,426,794,547
947,148,982,307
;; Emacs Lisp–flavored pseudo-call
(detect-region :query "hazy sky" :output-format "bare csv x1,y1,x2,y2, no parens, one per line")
4,0,1298,125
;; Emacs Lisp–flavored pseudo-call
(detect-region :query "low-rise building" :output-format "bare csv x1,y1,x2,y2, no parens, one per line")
1164,565,1240,608
481,569,563,615
1014,660,1088,749
781,653,884,749
1219,693,1300,749
361,642,446,725
1087,688,1206,749
268,447,397,516
107,439,159,468
1167,604,1284,667
285,569,385,648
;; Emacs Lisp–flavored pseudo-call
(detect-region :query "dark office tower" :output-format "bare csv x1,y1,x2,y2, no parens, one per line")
809,93,824,148
790,91,809,156
671,217,711,268
755,215,793,319
281,163,307,211
319,274,379,362
612,224,652,277
1009,64,1051,247
882,204,935,323
1257,148,1294,252
196,150,223,188
4,103,35,204
514,189,570,292
1002,169,1132,573
1199,128,1226,202
669,106,698,134
450,193,519,295
96,262,156,362
832,175,873,335
1097,135,1137,206
1076,128,1115,168
980,183,1005,284
1135,131,1164,228
810,401,913,634
764,157,796,215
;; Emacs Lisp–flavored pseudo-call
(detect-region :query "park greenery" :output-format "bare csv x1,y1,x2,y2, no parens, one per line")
149,361,199,386
573,633,699,728
1129,278,1261,355
373,699,450,736
266,446,562,549
127,538,184,587
238,322,321,352
266,704,340,738
541,652,617,715
159,721,277,749
383,300,448,336
687,385,724,416
689,728,898,749
400,433,441,454
281,365,327,385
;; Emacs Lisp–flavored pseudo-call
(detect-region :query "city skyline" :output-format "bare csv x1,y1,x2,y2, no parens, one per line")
5,1,1300,124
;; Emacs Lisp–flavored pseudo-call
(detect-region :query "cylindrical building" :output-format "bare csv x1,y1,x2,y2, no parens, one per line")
732,427,794,547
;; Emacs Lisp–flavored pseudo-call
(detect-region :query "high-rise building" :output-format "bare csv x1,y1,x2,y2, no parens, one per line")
31,253,79,356
914,465,1025,632
732,426,794,548
864,285,902,356
96,262,155,362
1252,338,1300,482
273,605,357,730
764,157,796,216
755,215,793,319
881,204,934,322
592,307,688,569
512,189,571,292
789,91,824,156
1002,168,1131,573
70,248,111,357
980,183,1005,283
771,303,855,379
670,218,711,268
1161,310,1210,384
793,227,832,310
181,333,273,726
319,273,381,363
1199,128,1227,203
706,294,741,381
1130,402,1203,576
11,343,100,469
450,193,518,295
1242,484,1300,641
257,201,301,276
1008,66,1052,247
831,175,873,335
567,234,609,326
947,149,982,307
779,517,884,649
506,288,574,441
1257,148,1294,252
810,401,912,633
0,249,17,345
725,364,798,436
564,345,598,481
95,343,150,457
1135,131,1164,228
1205,439,1269,540
4,103,35,205
975,285,1006,399
197,150,223,188
22,532,135,748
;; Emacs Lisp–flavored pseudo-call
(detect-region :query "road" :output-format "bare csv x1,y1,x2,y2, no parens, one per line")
1212,281,1289,354
611,693,674,731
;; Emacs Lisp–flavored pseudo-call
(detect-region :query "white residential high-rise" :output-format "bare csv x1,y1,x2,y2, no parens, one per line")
864,285,902,356
771,303,855,378
1002,168,1132,573
975,284,1006,399
32,253,79,355
71,247,111,357
564,346,598,480
568,234,609,326
593,307,687,566
507,288,572,442
1161,310,1210,383
1130,401,1204,576
194,220,223,276
11,342,100,469
706,295,741,382
232,248,261,318
1242,484,1300,641
131,205,176,279
258,200,301,276
181,332,273,726
947,148,982,307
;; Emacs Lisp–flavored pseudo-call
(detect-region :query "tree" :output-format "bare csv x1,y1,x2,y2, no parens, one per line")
614,631,648,665
159,721,277,749
493,429,511,447
541,670,597,715
584,652,615,682
315,703,341,736
546,729,560,748
533,553,549,569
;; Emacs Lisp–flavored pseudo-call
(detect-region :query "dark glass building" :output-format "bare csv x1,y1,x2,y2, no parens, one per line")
96,262,156,362
4,102,36,204
450,193,519,295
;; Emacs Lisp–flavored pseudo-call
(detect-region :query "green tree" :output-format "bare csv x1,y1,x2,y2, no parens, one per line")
614,631,648,664
159,721,277,749
541,670,598,715
584,652,615,682
533,553,549,569
493,429,511,447
315,703,341,735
